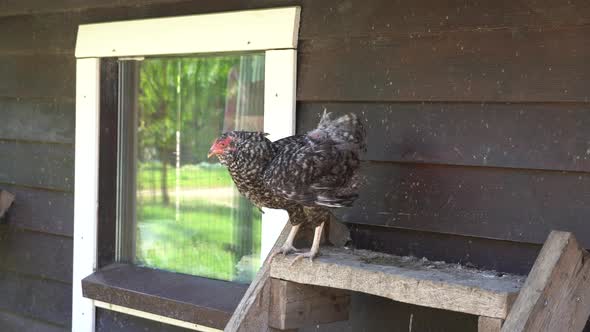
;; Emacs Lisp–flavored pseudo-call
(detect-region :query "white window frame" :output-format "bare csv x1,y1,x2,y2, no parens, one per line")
73,7,300,332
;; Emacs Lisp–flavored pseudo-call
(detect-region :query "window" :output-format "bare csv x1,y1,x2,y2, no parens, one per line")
74,7,300,331
118,54,265,282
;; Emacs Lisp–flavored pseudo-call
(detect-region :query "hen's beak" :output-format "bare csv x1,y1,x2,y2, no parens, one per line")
208,146,221,159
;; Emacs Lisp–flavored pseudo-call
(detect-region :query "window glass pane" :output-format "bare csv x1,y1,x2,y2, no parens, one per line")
124,53,264,283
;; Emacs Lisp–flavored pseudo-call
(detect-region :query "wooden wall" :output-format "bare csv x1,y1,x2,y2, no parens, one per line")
0,0,588,330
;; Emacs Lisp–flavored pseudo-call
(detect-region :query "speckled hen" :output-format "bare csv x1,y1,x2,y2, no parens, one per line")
208,112,366,262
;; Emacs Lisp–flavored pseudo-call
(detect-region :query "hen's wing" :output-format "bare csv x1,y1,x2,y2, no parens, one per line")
264,113,365,208
271,135,306,153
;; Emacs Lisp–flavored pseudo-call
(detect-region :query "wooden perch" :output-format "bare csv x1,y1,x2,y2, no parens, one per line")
271,247,523,319
227,230,590,332
0,190,15,222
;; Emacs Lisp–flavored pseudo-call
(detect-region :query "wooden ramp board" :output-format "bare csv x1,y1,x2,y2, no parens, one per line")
270,247,525,319
501,231,590,332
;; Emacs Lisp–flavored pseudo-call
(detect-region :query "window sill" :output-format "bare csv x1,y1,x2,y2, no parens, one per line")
82,264,248,329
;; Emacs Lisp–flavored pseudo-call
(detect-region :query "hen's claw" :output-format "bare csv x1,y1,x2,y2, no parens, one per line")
290,250,320,266
269,245,300,262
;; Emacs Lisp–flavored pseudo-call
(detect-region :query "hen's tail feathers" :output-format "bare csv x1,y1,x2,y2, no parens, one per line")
309,111,367,152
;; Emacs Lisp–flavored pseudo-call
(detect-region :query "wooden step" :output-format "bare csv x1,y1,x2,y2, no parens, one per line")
226,229,590,332
270,247,525,319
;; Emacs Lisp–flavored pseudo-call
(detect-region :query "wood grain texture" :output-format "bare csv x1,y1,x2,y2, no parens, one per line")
298,102,590,172
502,231,590,332
341,162,590,247
298,26,590,102
0,140,74,191
479,316,503,332
0,310,67,332
0,271,72,326
350,224,541,276
0,185,73,236
268,279,349,330
0,98,74,144
271,247,524,318
225,224,292,332
0,229,72,282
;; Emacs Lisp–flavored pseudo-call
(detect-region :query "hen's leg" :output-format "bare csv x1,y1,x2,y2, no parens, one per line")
290,222,324,265
269,224,301,261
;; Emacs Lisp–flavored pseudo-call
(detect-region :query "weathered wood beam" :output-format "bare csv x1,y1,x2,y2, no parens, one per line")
271,247,523,319
225,224,292,332
268,278,349,330
501,231,590,332
478,316,503,332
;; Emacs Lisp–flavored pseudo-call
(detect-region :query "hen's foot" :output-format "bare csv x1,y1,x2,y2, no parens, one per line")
290,249,320,266
269,245,301,262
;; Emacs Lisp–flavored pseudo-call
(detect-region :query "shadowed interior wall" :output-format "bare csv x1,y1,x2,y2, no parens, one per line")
0,0,589,330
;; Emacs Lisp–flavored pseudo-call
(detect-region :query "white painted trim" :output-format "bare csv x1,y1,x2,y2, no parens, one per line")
93,301,222,332
260,49,297,261
75,7,301,58
72,58,101,332
74,8,299,332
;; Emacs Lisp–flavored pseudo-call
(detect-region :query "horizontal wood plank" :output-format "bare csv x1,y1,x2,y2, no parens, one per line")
298,26,590,102
0,270,71,326
0,228,72,282
0,185,73,236
0,55,74,98
2,0,590,33
96,308,195,332
83,264,248,329
0,0,262,18
271,247,524,318
3,0,589,53
0,98,74,144
0,14,76,54
0,310,67,332
339,162,590,247
350,224,541,276
0,140,74,191
299,102,590,172
298,0,590,39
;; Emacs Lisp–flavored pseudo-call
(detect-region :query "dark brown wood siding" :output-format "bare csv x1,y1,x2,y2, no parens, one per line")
0,0,588,331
